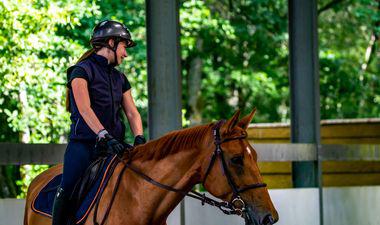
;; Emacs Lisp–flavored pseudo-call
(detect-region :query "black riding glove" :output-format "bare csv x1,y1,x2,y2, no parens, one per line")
96,129,124,156
134,135,146,146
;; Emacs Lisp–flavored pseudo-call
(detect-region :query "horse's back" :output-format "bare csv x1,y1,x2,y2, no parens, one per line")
24,164,63,225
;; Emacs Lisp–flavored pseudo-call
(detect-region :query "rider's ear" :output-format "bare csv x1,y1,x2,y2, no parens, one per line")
237,108,256,130
108,39,115,48
221,109,241,134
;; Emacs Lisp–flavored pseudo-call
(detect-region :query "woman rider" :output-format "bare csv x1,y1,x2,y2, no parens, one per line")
52,20,146,225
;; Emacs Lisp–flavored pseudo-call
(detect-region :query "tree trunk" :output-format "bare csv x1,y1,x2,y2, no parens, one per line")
188,38,204,126
0,166,18,198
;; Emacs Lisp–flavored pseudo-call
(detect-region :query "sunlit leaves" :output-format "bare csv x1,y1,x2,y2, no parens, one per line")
318,0,379,119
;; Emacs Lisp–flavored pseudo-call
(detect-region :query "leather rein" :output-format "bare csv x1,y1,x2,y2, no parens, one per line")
92,120,266,225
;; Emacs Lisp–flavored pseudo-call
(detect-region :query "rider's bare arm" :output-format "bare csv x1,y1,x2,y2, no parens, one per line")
121,89,143,137
71,78,105,134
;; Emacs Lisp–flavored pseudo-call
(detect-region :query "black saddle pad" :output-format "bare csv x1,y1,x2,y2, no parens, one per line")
32,155,118,224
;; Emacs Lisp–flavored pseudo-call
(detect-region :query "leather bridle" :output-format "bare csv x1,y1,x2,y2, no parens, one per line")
200,119,267,215
92,120,267,225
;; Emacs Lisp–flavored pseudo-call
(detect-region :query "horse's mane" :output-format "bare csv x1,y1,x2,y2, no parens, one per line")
131,123,214,161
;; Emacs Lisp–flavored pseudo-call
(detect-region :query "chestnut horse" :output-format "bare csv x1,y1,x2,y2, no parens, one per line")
24,109,278,225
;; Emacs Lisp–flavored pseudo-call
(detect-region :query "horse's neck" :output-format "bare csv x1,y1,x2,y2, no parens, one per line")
120,146,207,224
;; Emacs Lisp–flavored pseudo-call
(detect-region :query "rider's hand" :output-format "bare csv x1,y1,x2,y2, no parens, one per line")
134,135,146,146
96,129,124,156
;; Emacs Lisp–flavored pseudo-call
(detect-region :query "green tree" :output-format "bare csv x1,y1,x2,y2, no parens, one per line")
318,0,380,119
181,0,289,123
180,0,379,123
0,0,99,197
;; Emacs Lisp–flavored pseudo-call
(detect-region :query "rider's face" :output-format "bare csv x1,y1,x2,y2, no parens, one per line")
115,41,128,65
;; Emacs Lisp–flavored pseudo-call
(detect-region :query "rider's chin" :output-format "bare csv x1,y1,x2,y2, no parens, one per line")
244,205,275,225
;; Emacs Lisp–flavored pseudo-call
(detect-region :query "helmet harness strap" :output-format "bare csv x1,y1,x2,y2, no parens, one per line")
109,37,120,67
91,37,121,67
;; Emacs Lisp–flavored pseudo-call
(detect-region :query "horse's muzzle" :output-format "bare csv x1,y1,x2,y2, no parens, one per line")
244,205,278,225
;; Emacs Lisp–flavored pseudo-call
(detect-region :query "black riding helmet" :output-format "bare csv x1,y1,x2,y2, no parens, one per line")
91,20,136,48
90,20,136,66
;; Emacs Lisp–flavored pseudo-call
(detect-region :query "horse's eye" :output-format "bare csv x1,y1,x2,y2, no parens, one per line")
230,156,244,166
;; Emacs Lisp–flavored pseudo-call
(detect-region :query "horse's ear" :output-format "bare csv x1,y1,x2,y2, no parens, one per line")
237,108,256,130
221,109,241,134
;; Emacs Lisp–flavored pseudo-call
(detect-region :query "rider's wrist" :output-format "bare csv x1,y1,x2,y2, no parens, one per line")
135,134,144,139
97,129,108,140
134,135,146,146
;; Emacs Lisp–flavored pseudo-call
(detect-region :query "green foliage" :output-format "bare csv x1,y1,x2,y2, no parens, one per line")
318,0,380,119
0,0,99,197
180,0,379,122
16,165,49,199
0,0,98,143
181,0,290,122
0,166,20,198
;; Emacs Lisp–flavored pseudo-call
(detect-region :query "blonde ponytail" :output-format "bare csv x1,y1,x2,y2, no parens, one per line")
65,48,96,112
77,48,96,64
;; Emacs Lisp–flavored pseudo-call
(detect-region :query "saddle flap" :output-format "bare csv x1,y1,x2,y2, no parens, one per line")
32,155,119,224
71,157,107,207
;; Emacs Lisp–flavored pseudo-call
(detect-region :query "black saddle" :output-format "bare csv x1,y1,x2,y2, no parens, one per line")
71,157,107,207
65,143,133,224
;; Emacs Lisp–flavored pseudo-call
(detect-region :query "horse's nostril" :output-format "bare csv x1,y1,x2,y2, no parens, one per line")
262,214,275,225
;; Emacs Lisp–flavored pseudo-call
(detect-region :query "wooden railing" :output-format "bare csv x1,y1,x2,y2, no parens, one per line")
248,118,380,188
0,118,379,189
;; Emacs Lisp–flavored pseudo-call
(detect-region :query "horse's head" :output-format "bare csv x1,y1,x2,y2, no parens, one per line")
200,109,278,225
